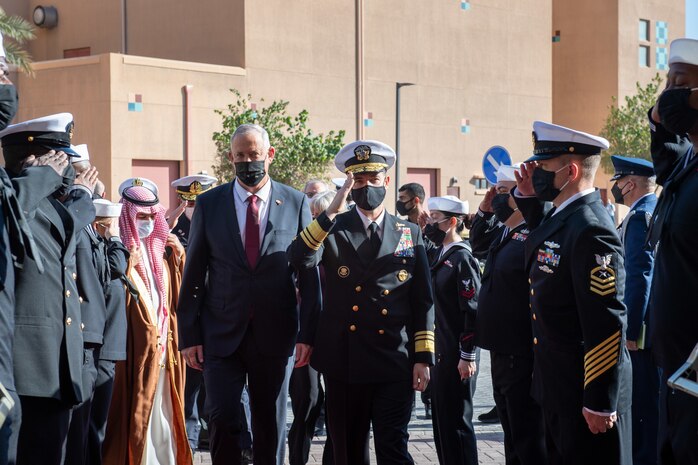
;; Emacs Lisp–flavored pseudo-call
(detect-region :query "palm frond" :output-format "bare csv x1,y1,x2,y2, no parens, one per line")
3,41,34,76
0,11,36,43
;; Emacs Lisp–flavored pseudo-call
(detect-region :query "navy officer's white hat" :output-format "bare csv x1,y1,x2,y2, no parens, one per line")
71,144,90,164
335,140,396,174
495,164,521,183
427,195,469,216
331,177,345,190
527,121,609,162
118,177,159,206
93,199,123,218
171,173,217,200
0,112,78,156
669,38,698,67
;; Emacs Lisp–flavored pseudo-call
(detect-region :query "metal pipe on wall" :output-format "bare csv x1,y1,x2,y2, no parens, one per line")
183,85,193,176
121,0,128,53
355,0,364,140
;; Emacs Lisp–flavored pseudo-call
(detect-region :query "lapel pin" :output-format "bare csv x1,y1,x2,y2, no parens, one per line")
275,199,282,205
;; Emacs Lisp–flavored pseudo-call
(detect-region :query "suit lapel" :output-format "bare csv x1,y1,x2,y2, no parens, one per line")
41,198,66,241
260,181,285,257
221,182,247,266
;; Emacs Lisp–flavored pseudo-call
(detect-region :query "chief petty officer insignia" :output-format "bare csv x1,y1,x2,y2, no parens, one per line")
590,253,616,296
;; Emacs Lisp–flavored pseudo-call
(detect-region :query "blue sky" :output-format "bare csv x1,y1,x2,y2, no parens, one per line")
688,0,698,38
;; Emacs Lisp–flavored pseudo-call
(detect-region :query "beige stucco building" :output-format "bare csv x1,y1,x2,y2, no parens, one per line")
1,0,684,213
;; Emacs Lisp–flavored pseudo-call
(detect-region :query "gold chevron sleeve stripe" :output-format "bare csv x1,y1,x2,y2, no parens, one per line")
585,346,619,379
585,341,619,372
415,339,435,353
584,357,618,387
584,334,620,366
584,330,621,362
300,230,321,250
307,220,330,242
590,286,616,296
585,353,618,385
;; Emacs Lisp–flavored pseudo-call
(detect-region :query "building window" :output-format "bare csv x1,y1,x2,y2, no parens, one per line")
639,19,650,42
639,45,650,67
657,47,669,70
473,177,488,190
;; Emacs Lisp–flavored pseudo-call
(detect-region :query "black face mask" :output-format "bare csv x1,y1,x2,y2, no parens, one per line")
611,181,630,205
0,84,18,131
235,160,267,187
492,193,515,223
423,223,447,246
532,166,569,202
352,185,386,211
658,87,698,136
53,163,76,198
395,198,414,216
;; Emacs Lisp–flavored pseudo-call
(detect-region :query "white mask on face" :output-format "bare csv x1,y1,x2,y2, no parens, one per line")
136,219,155,238
185,206,195,220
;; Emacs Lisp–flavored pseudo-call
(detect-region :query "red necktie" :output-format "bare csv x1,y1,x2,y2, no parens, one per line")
245,195,260,268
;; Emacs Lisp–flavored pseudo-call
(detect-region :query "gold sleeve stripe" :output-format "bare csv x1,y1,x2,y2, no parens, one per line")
307,220,329,243
299,230,321,251
414,336,435,343
585,342,619,373
584,330,621,362
584,357,618,387
585,350,618,383
415,339,435,353
300,229,320,247
415,331,435,337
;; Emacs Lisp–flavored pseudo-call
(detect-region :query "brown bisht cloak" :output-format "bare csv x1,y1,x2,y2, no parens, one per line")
103,252,192,465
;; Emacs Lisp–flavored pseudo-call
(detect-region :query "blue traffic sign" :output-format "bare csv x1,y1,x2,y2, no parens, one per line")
482,146,512,185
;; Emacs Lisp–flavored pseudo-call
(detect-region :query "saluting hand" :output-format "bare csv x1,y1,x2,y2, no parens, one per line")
75,166,99,193
167,200,188,230
24,150,69,176
514,161,537,197
479,187,497,213
325,172,354,220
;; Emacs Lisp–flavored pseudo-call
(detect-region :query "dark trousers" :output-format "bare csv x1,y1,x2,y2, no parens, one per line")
288,365,324,465
324,377,412,465
66,347,99,465
629,350,659,465
204,331,290,465
543,407,632,465
490,352,547,465
658,374,698,465
184,365,207,450
0,389,20,465
431,355,478,465
16,396,72,465
86,360,115,465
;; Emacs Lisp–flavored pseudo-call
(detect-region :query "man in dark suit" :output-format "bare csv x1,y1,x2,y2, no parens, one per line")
514,121,632,465
0,113,96,465
609,155,659,465
287,140,435,465
646,37,698,465
178,124,320,465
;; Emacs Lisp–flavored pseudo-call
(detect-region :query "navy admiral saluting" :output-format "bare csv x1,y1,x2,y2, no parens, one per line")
0,113,96,464
514,121,632,465
288,140,435,465
647,37,698,465
424,195,480,465
609,155,659,465
168,173,217,250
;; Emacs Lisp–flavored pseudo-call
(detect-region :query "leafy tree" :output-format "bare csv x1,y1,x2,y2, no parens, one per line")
0,7,36,75
212,89,346,190
599,74,663,172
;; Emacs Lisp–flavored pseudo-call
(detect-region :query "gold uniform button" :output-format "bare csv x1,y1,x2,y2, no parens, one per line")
355,286,362,293
382,290,390,296
533,337,538,345
381,309,388,316
65,290,71,298
352,305,359,312
80,323,85,330
532,313,537,320
528,278,531,284
378,329,385,335
530,289,534,296
349,325,357,332
402,259,407,264
79,297,84,303
66,317,72,326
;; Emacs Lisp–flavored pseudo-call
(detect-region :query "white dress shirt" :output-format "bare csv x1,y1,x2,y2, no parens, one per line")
233,178,272,244
355,207,386,240
552,188,596,216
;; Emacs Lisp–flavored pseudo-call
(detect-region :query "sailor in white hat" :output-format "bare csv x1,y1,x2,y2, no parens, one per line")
513,121,632,463
646,37,698,465
167,173,217,247
288,139,434,463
